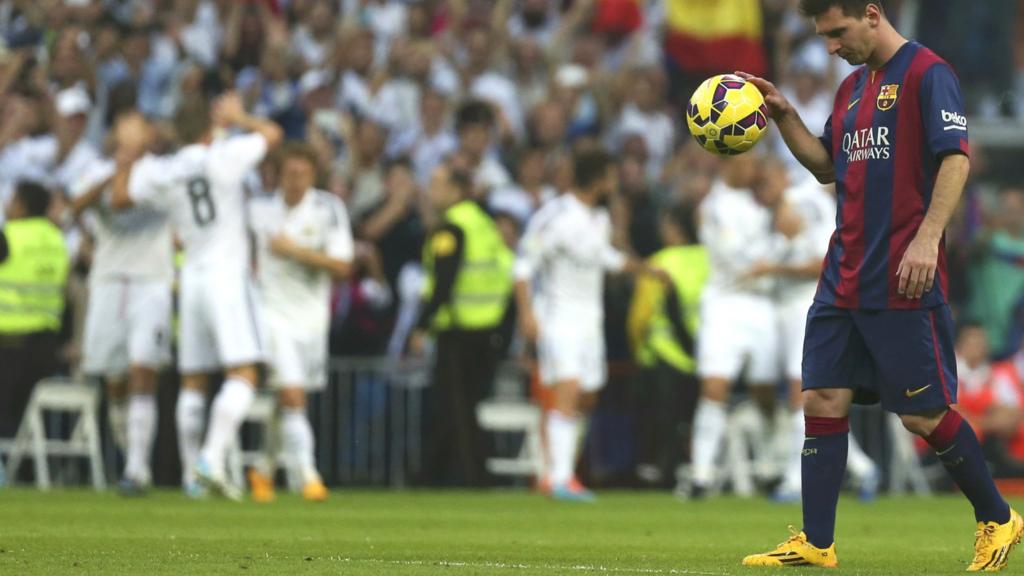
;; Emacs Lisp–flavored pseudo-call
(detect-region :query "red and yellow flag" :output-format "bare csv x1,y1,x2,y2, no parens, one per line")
664,0,766,77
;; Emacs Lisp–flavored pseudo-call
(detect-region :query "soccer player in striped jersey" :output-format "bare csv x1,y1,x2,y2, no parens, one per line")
739,1,1022,570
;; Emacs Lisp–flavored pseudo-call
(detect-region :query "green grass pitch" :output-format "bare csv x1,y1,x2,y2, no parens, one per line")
0,489,1021,575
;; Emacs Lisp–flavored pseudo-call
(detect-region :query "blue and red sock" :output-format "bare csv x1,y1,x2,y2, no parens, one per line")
802,416,849,549
924,409,1010,524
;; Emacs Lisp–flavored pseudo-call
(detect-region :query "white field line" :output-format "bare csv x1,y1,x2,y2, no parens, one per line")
332,557,731,575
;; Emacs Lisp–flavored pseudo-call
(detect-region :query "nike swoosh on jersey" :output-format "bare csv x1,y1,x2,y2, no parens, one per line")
847,98,861,110
905,384,932,398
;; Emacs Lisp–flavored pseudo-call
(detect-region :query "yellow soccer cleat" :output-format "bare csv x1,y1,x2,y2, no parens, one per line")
301,478,329,502
742,527,838,568
967,508,1024,572
247,469,276,503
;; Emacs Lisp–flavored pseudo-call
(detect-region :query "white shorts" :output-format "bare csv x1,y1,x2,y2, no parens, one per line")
178,269,266,374
779,287,817,381
697,293,779,384
265,318,328,391
537,321,606,392
82,278,172,377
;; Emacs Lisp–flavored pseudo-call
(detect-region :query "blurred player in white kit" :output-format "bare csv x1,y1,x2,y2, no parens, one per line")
687,153,782,498
247,143,354,502
71,135,173,495
110,94,282,499
748,158,879,503
515,148,666,502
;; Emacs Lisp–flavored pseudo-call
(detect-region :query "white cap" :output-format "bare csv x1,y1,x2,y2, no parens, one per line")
55,86,91,117
555,64,588,90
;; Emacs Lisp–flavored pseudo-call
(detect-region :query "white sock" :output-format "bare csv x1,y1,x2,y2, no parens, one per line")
176,388,207,485
691,398,727,487
199,377,255,477
546,410,580,485
847,432,876,480
781,409,805,493
125,394,157,484
108,398,128,451
281,408,319,484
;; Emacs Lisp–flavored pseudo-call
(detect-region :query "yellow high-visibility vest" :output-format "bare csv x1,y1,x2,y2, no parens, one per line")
0,217,69,334
422,200,512,331
632,245,709,373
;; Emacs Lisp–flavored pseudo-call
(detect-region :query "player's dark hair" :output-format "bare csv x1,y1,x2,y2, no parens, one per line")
455,100,494,133
798,0,884,18
448,165,474,198
385,157,413,174
279,141,320,172
573,148,612,190
666,201,698,244
175,95,211,144
956,319,986,337
15,181,51,217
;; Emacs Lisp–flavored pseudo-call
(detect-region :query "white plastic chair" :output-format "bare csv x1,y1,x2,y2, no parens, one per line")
476,400,545,478
4,376,106,491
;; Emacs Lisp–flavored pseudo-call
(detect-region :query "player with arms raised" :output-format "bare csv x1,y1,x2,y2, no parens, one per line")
739,0,1022,570
111,94,283,499
71,133,173,496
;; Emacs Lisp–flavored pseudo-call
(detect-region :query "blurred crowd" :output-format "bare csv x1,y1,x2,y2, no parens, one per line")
1,0,1024,488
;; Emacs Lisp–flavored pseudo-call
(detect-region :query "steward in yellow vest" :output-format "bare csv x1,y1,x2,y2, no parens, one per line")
0,182,69,437
626,202,708,486
410,163,513,486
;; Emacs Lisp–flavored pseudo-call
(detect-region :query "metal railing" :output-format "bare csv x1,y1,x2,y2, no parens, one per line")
310,357,430,488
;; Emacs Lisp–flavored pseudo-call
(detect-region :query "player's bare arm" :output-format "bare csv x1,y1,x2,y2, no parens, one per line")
896,153,969,299
514,279,538,343
213,91,284,149
70,174,114,218
622,257,671,285
736,71,836,184
107,112,153,211
269,234,352,279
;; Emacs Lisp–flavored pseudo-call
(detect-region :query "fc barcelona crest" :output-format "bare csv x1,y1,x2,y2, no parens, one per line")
877,84,899,111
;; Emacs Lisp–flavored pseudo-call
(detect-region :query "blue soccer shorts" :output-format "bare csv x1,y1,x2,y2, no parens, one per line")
801,301,958,415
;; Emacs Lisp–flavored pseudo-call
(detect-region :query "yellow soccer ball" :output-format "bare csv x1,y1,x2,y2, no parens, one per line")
685,74,769,156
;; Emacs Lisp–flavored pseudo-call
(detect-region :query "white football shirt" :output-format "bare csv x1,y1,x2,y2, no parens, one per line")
514,193,626,325
128,133,268,273
72,159,174,282
249,188,354,333
698,179,779,297
777,176,837,297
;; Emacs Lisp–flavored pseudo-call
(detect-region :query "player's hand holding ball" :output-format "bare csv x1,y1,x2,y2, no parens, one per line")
733,71,792,121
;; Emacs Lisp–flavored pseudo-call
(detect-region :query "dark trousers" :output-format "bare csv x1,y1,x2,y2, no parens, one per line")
633,361,699,486
0,331,62,438
423,328,503,487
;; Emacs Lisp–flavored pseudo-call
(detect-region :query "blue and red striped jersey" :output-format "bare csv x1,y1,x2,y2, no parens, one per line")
816,41,968,310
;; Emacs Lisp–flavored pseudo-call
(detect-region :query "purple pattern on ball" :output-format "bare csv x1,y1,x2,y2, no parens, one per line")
755,112,767,129
721,81,745,90
737,112,757,129
714,85,727,102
